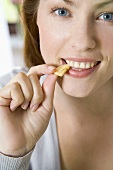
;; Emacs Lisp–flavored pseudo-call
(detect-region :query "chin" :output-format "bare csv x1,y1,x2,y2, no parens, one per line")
57,76,97,98
62,86,94,98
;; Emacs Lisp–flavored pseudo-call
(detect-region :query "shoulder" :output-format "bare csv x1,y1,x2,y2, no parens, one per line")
0,67,29,88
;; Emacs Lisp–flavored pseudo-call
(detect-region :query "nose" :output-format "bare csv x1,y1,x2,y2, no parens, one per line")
70,20,96,52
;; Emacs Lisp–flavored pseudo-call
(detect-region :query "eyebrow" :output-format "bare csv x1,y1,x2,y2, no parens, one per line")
44,0,73,5
62,0,74,6
95,0,113,9
45,0,113,8
62,0,113,7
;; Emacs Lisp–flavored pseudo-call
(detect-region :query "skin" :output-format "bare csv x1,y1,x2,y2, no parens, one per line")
37,0,113,97
0,0,113,169
0,65,57,156
37,0,113,169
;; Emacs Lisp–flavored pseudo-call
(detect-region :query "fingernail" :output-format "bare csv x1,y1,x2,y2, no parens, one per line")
10,102,17,111
31,104,39,112
21,102,29,110
48,66,56,71
10,106,17,112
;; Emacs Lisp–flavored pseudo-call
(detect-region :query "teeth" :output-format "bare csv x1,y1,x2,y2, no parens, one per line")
80,62,86,69
66,60,98,69
74,62,80,68
85,63,91,69
91,62,95,67
70,61,74,67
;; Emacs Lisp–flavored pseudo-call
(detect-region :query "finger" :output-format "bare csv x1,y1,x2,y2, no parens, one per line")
41,74,58,114
7,72,33,110
0,96,11,106
0,83,24,111
27,64,56,77
28,74,44,112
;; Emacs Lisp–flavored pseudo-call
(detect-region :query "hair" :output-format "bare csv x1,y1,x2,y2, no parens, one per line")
21,0,45,68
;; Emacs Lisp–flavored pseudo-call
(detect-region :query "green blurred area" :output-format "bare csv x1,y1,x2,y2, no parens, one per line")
3,0,20,23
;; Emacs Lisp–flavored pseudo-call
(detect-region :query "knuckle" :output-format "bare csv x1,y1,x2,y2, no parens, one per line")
17,72,26,79
28,73,37,79
17,97,24,104
28,66,35,74
35,94,43,103
26,93,33,101
11,82,20,90
16,96,24,104
10,83,25,103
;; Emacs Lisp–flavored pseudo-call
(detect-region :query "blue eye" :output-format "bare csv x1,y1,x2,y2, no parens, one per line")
98,12,113,21
54,8,69,17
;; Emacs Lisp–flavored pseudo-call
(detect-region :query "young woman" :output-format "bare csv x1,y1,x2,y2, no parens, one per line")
1,0,113,169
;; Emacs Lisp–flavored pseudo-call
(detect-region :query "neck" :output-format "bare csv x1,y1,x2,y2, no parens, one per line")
54,78,113,170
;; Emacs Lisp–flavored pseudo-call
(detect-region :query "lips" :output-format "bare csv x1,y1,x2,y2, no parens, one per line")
61,58,101,78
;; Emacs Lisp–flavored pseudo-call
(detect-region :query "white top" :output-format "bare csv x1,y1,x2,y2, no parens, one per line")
0,67,61,170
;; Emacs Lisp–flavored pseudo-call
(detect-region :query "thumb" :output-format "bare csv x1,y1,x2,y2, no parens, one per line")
41,74,58,113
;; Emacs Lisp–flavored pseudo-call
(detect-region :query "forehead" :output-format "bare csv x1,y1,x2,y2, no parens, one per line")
43,0,113,8
43,0,113,3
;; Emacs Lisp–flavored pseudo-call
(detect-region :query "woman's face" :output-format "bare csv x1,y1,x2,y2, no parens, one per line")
37,0,113,97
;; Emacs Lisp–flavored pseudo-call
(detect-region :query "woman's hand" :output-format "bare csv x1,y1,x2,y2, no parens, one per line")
0,64,57,157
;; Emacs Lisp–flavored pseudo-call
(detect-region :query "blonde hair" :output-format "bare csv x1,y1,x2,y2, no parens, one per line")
21,0,45,68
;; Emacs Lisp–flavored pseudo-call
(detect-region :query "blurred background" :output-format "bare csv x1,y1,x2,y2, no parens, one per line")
0,0,24,76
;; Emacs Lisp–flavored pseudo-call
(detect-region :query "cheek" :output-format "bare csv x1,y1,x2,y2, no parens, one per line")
97,26,113,57
38,20,67,64
97,25,113,73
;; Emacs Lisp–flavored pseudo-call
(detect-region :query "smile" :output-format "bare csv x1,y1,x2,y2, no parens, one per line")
61,58,101,78
62,59,101,70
